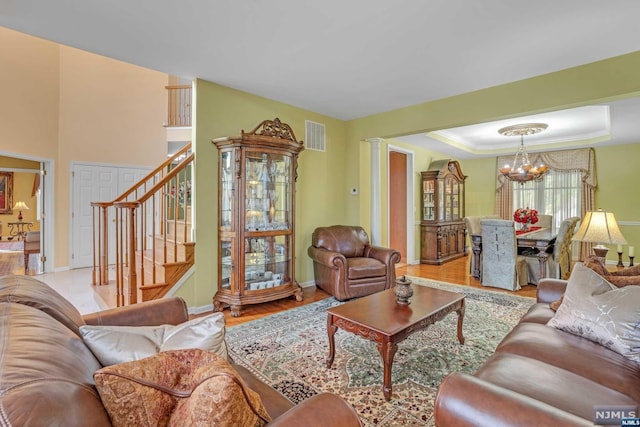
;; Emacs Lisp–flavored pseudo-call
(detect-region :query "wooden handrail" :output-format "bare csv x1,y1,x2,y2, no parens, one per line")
91,145,194,306
132,153,194,205
91,144,192,288
115,144,192,203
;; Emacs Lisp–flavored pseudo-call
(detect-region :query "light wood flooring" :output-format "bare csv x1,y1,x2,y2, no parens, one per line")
223,256,538,327
0,250,39,276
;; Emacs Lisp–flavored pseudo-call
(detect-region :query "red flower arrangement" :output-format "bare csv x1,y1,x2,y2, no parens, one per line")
514,208,539,225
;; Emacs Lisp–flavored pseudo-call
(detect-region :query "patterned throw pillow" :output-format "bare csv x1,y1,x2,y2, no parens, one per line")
581,256,640,287
547,263,640,363
549,297,563,311
94,349,271,427
80,312,227,366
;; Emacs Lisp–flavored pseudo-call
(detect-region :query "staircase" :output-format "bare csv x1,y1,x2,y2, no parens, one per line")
91,143,194,306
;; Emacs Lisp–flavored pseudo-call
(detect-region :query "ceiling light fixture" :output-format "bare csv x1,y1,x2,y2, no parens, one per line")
498,123,549,185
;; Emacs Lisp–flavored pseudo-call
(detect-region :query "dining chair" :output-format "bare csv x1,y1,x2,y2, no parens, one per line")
524,216,580,284
463,214,500,277
480,219,528,291
537,214,553,229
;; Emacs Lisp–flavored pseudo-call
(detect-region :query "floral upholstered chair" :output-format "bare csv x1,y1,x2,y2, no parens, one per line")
480,219,528,291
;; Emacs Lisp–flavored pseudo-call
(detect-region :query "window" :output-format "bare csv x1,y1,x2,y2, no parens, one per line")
512,169,582,232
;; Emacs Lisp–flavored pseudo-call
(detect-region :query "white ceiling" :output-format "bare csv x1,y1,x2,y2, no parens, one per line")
396,98,640,159
2,1,640,157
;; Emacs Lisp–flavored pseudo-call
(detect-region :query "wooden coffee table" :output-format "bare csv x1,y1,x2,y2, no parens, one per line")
326,285,465,401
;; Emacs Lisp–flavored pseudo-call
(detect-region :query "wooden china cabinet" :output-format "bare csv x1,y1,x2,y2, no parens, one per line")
420,159,467,265
212,118,304,317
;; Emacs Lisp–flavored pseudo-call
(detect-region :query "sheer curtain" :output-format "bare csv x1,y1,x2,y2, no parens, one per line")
495,147,596,260
512,170,582,232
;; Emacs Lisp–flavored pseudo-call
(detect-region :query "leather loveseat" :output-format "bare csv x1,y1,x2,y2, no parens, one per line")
0,275,362,426
434,275,640,426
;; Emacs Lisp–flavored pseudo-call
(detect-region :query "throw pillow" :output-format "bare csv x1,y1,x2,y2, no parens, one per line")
582,255,611,277
580,256,640,287
80,312,227,366
549,296,563,312
547,263,640,363
94,349,271,427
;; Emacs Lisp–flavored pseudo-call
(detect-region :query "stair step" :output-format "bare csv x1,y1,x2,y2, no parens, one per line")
164,219,192,242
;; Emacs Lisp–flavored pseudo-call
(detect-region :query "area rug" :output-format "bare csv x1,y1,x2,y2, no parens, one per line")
226,278,534,426
0,240,23,252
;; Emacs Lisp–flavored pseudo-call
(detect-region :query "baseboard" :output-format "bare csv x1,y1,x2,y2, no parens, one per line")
188,303,214,315
186,280,316,314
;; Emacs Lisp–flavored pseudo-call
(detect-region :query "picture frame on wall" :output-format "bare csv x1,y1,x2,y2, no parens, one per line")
0,172,13,214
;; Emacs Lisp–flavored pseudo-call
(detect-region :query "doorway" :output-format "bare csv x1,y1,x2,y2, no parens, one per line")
0,152,54,275
387,146,415,264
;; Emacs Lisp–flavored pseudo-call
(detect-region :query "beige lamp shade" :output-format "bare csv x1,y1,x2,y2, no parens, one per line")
13,201,29,221
573,209,626,259
573,210,626,245
13,201,29,211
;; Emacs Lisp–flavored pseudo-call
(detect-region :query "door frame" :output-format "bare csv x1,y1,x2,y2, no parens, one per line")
0,150,55,274
386,145,416,264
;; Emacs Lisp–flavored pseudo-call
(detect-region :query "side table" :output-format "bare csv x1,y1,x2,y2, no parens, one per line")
8,222,33,241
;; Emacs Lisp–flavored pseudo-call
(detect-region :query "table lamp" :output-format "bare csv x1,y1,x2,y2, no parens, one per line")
13,201,29,221
572,209,626,259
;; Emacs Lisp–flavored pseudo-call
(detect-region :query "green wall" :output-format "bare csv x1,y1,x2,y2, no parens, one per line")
592,144,640,261
458,157,499,216
175,80,350,307
346,50,640,267
178,51,640,309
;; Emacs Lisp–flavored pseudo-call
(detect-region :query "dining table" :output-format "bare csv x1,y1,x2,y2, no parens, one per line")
469,227,557,280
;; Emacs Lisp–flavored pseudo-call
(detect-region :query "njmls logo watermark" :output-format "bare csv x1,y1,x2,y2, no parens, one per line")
594,405,638,425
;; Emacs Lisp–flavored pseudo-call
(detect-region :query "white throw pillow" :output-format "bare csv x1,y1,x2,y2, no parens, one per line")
79,312,227,366
547,263,640,363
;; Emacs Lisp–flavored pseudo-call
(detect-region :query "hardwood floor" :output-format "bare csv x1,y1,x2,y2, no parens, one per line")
396,256,538,299
0,251,40,276
223,255,537,327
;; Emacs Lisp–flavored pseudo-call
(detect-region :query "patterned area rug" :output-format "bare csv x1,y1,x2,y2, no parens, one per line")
226,278,534,426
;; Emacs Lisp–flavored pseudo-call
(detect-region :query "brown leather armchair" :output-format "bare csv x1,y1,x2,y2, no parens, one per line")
307,225,401,301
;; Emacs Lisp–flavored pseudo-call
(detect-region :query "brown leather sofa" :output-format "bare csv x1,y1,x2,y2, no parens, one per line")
434,277,640,426
0,275,362,426
308,225,401,301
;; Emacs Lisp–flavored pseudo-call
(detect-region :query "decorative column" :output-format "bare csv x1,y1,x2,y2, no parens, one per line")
368,138,382,245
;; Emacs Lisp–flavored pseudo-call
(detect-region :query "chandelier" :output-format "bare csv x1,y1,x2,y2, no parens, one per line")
498,123,549,185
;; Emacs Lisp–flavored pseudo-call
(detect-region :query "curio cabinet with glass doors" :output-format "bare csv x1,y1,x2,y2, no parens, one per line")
212,118,304,316
420,159,467,264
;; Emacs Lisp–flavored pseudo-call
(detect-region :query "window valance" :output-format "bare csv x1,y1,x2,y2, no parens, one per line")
496,147,596,191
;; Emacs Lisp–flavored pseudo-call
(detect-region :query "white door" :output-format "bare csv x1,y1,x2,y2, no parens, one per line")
72,165,118,269
118,168,149,196
71,164,151,269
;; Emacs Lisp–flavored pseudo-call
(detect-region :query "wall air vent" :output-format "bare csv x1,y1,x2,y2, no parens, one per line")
305,120,326,152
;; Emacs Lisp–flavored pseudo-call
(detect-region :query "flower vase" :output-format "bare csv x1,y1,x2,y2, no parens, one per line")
520,222,531,232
